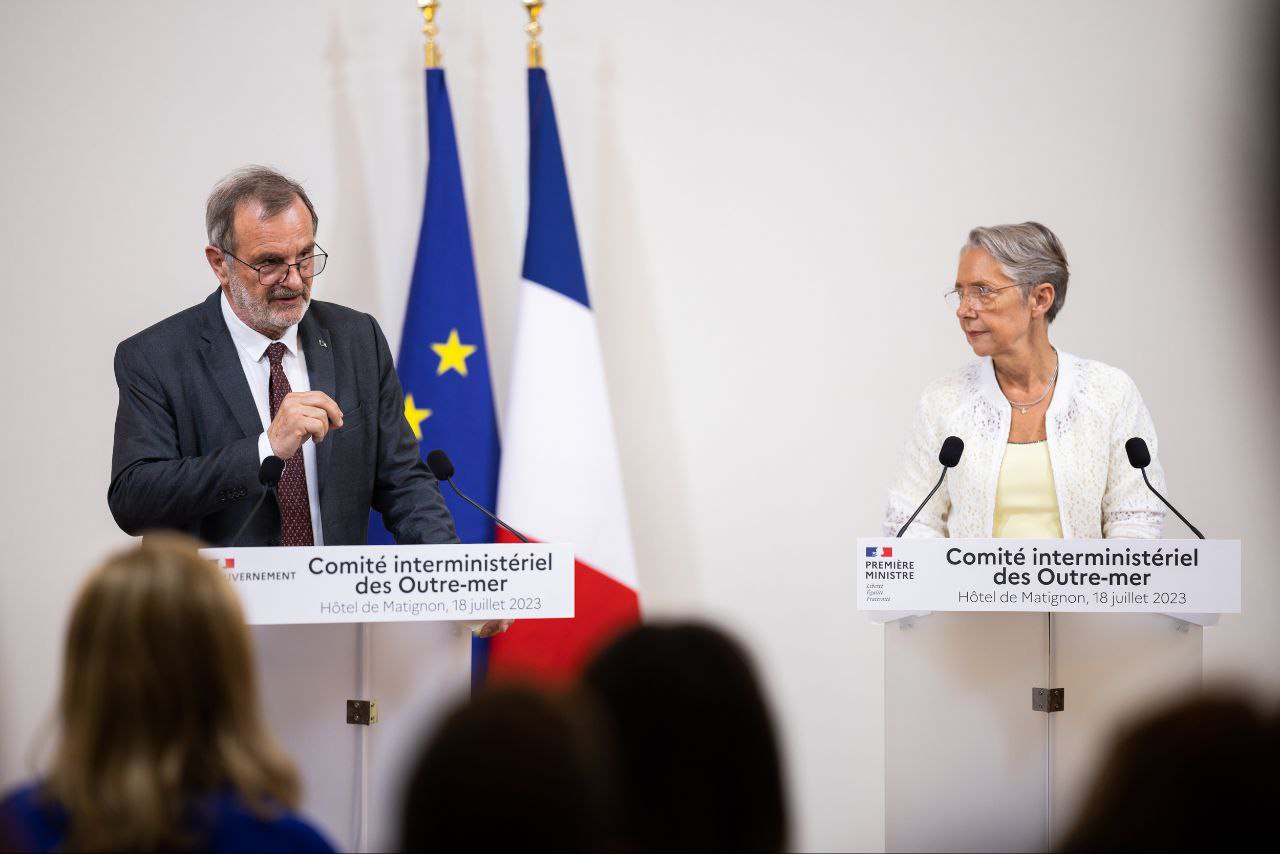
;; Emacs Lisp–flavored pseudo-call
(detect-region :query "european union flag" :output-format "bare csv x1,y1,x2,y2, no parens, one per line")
369,68,499,551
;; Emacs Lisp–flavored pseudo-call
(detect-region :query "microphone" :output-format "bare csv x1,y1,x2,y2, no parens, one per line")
938,435,964,468
228,456,286,547
896,436,964,538
260,454,286,487
1125,438,1204,539
426,449,530,543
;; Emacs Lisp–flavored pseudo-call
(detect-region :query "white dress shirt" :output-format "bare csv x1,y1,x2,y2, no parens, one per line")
220,292,325,545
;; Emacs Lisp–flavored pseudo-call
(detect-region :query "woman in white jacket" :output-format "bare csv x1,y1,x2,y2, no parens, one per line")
884,222,1166,540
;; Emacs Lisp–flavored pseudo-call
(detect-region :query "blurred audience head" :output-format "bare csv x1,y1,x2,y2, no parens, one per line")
1059,691,1279,851
48,534,298,851
399,684,619,852
582,621,788,853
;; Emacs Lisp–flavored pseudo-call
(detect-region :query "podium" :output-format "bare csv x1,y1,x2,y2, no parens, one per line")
202,542,574,852
857,538,1240,852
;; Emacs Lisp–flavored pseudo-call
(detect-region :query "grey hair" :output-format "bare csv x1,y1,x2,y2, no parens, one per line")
963,222,1069,323
205,166,318,253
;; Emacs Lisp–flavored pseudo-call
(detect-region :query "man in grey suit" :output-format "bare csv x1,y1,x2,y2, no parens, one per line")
109,166,465,568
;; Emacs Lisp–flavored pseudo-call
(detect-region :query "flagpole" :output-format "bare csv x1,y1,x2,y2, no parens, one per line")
419,0,442,68
523,0,544,68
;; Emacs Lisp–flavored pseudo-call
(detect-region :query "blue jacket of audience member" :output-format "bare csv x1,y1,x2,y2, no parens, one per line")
0,782,334,853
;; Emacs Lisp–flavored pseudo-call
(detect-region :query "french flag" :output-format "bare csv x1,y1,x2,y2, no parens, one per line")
486,67,641,682
866,547,893,558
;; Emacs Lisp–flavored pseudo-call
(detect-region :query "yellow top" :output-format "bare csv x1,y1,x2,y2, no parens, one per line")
992,441,1063,538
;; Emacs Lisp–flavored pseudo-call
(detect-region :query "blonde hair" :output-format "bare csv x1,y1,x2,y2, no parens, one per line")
47,534,299,851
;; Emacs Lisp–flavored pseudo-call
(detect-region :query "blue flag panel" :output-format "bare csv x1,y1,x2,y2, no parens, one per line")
522,68,591,309
368,68,499,550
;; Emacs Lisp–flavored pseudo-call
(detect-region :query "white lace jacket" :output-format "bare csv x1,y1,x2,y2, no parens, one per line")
883,351,1166,539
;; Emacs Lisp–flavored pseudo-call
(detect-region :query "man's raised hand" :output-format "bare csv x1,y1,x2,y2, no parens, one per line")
266,391,344,459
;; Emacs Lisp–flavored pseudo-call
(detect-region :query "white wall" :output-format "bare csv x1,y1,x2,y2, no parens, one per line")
2,2,1277,851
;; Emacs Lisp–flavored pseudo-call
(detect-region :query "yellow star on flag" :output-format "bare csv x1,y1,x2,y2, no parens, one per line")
404,393,432,440
430,329,477,377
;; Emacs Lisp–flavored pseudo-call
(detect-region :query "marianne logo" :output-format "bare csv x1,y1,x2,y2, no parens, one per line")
221,558,235,569
866,547,893,558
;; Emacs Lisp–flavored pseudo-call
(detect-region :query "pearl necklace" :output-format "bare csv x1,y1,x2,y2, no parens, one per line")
1002,353,1059,415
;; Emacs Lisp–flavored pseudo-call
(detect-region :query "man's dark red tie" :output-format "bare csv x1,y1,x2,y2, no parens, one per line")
266,342,315,547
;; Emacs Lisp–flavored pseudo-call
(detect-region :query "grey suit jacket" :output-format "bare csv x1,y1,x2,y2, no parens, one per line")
109,290,458,547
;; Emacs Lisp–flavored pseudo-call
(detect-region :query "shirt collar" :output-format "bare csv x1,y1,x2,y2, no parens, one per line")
220,290,301,362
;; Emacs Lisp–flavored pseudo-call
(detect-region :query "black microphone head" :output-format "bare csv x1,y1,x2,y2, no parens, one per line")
426,449,455,481
1125,437,1151,469
939,436,964,468
259,455,285,487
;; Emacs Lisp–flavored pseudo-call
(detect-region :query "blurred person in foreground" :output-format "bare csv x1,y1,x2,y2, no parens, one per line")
398,684,620,852
581,622,788,853
884,222,1166,539
0,535,333,853
1059,693,1278,851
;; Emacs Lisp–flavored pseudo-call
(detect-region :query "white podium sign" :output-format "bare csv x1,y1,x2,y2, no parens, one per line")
201,542,574,626
856,538,1240,614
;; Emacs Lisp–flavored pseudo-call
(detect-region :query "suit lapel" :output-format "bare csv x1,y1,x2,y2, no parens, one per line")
200,291,264,440
300,310,336,526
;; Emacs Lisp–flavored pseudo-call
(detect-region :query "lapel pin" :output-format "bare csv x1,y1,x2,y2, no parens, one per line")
318,338,328,348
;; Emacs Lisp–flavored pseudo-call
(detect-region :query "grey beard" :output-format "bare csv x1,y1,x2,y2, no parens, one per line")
228,276,309,338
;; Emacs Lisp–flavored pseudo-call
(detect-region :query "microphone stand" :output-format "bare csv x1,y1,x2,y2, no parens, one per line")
1138,468,1205,539
896,468,949,538
442,479,530,543
229,485,278,547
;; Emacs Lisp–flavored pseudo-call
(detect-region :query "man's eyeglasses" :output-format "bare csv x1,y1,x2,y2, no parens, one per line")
944,283,1022,310
222,245,328,286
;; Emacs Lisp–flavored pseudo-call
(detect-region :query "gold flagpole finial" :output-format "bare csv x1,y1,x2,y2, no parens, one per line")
419,1,442,69
523,1,544,69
